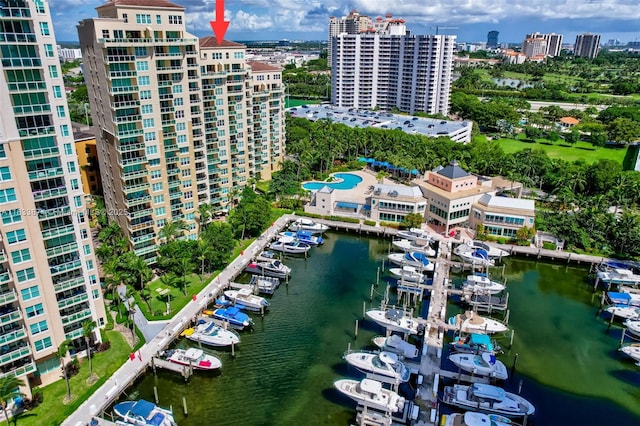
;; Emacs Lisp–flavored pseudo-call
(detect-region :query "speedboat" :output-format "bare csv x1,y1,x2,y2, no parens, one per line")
448,311,508,334
113,399,177,426
444,412,513,426
448,352,509,380
620,343,640,364
451,333,501,355
279,230,324,245
183,319,240,347
457,248,495,267
624,319,640,337
334,378,406,413
212,306,253,330
269,236,311,254
389,266,432,283
372,335,419,359
619,286,640,306
387,251,434,270
245,259,291,279
366,308,421,335
442,383,535,418
397,228,432,242
392,239,436,257
605,304,640,320
224,288,269,312
344,351,411,382
459,241,510,259
164,348,222,371
249,275,280,295
462,274,505,295
288,218,329,234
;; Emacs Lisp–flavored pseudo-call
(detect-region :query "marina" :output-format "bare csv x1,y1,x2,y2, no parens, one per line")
64,218,640,426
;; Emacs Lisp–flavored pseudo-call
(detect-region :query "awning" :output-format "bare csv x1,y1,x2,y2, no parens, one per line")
362,205,371,211
336,202,359,209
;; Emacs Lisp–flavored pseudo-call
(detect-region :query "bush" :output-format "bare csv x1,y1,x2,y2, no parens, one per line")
497,237,507,244
380,221,400,229
542,242,557,250
95,341,111,353
364,220,376,226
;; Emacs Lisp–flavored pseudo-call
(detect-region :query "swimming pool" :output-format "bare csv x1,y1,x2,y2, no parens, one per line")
302,173,363,191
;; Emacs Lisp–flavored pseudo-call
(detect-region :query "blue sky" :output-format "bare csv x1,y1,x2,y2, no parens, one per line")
51,0,640,44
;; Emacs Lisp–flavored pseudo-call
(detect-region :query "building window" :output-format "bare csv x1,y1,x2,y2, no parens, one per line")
34,337,52,352
56,106,66,118
93,289,100,299
74,196,82,208
135,14,152,24
168,15,182,25
11,248,31,264
53,86,62,98
5,229,25,244
0,145,5,158
20,285,40,301
153,195,164,204
142,118,155,128
90,274,97,285
81,229,88,239
156,14,162,24
173,85,182,94
149,159,160,166
63,143,72,155
0,188,17,204
144,132,156,142
152,183,163,192
138,76,150,86
1,209,21,225
60,125,70,137
146,145,158,155
48,65,58,78
26,303,44,318
34,0,45,13
16,267,36,282
136,61,149,72
0,167,11,182
39,22,50,36
140,90,151,99
67,162,77,173
151,170,162,179
141,105,153,115
30,320,48,335
87,260,94,270
71,179,79,190
155,207,166,216
123,13,128,23
44,44,54,57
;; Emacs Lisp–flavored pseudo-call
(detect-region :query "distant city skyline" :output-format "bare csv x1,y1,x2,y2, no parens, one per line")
52,0,640,45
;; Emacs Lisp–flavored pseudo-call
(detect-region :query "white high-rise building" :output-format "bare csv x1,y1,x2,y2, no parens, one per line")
78,0,285,262
543,33,563,57
0,0,105,393
574,33,601,59
331,33,455,115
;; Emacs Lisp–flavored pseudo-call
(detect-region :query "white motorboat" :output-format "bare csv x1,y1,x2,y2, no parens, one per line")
397,228,432,242
460,241,510,259
448,352,509,380
619,286,640,307
183,320,240,347
344,351,411,383
462,274,505,295
288,218,329,234
224,288,269,312
366,308,421,335
387,251,434,271
457,248,495,267
164,348,222,371
113,399,177,426
334,378,406,413
442,383,535,418
389,266,432,283
372,335,419,359
605,304,640,320
392,239,436,257
245,259,291,279
620,343,640,364
451,333,501,355
279,230,324,245
249,274,280,295
624,319,640,337
448,311,508,334
269,236,311,254
444,412,513,426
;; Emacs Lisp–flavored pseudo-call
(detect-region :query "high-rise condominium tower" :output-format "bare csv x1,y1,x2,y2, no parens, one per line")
487,31,499,48
574,33,601,59
0,0,106,393
77,0,285,262
331,33,455,115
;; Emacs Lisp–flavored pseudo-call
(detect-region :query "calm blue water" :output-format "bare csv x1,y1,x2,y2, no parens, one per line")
302,173,363,191
119,234,640,425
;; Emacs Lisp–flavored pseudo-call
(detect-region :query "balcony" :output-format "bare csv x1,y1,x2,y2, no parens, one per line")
57,293,89,310
0,272,10,284
65,328,85,341
117,143,145,153
122,169,147,180
0,346,31,367
119,156,146,167
129,208,152,220
42,224,75,240
32,186,67,201
128,220,154,233
1,362,36,379
28,167,64,181
54,276,85,293
0,291,17,306
134,245,157,256
50,260,82,276
125,195,152,207
109,86,139,95
61,308,92,325
0,328,26,347
45,242,78,258
111,100,141,109
38,206,71,220
116,128,144,138
132,233,155,244
0,310,21,326
124,182,150,194
0,251,5,263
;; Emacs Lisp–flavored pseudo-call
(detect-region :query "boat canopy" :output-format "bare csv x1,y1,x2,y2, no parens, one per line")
608,292,632,305
130,399,155,418
407,252,429,265
471,383,505,401
360,379,382,394
226,307,240,316
378,351,399,364
469,333,493,348
474,249,489,259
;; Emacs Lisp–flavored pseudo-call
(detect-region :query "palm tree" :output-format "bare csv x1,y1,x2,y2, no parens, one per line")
128,255,152,292
0,375,24,426
176,257,193,296
158,219,188,243
197,203,212,236
195,239,212,281
82,320,97,383
158,273,179,314
376,170,389,183
58,340,72,402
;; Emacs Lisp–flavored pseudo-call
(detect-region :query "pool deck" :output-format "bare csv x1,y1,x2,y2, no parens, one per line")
310,169,394,207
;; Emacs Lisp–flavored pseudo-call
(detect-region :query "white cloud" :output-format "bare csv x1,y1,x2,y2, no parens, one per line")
233,10,273,30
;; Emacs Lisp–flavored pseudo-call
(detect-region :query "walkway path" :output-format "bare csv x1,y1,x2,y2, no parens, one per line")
62,215,294,426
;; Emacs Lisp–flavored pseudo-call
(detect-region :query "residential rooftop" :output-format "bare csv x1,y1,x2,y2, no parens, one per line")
287,104,472,142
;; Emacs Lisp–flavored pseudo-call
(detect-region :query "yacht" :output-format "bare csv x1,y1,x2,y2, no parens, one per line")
224,288,269,312
451,333,501,355
444,412,514,426
448,311,508,334
212,306,253,330
113,400,177,426
387,251,434,271
462,274,505,295
334,378,406,413
389,265,433,283
392,239,436,257
269,236,311,254
279,230,324,245
396,228,432,242
183,320,240,347
448,352,509,380
624,319,640,337
457,248,495,267
249,275,280,295
288,218,329,234
344,351,411,382
442,383,535,417
620,343,640,364
245,258,291,279
366,308,421,335
163,348,222,371
372,335,419,359
458,241,510,259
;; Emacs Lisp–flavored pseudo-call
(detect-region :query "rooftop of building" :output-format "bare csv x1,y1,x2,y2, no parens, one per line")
287,105,470,138
199,37,245,48
434,161,469,179
560,116,580,125
99,0,183,9
477,193,535,212
413,177,493,200
247,61,281,72
372,183,423,199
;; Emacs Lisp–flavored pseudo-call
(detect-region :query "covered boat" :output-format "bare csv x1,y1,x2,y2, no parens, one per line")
457,248,495,267
344,351,411,382
442,383,535,418
448,311,508,334
334,378,406,413
288,218,329,234
448,352,508,380
372,334,419,359
397,228,432,242
459,241,509,259
366,308,421,335
212,306,253,330
279,230,324,245
224,288,269,312
113,399,177,426
269,236,311,254
451,333,501,355
387,251,434,271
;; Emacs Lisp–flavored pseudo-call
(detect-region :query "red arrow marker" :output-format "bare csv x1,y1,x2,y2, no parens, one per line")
210,0,230,45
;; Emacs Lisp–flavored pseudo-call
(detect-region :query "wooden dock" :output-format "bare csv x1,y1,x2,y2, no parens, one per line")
151,356,193,380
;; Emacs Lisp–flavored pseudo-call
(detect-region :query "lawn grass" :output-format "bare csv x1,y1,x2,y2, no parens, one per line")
285,98,320,108
134,273,214,320
495,137,626,164
20,330,132,426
